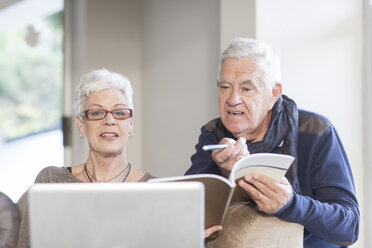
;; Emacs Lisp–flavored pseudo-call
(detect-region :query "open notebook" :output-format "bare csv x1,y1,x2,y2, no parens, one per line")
28,182,204,248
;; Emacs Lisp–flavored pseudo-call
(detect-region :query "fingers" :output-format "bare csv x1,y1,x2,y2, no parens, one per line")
245,173,280,197
238,176,265,201
212,137,249,165
238,173,293,214
236,137,250,156
211,137,249,177
204,225,223,238
211,138,235,164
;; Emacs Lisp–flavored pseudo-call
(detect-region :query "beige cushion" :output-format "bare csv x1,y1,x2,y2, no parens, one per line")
206,203,303,248
0,192,21,248
16,192,28,220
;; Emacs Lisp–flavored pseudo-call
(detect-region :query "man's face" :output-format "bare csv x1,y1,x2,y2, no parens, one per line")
218,57,280,142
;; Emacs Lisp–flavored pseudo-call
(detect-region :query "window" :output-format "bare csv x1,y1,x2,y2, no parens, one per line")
0,0,64,202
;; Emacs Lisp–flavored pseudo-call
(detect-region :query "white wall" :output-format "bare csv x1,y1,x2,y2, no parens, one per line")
141,0,219,176
220,0,256,51
363,1,372,247
255,1,363,247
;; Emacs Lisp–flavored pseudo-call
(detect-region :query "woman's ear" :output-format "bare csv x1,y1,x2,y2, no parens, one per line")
126,116,134,138
128,117,134,133
75,115,85,135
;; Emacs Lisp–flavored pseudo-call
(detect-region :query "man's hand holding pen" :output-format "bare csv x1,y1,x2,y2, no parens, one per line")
207,137,249,178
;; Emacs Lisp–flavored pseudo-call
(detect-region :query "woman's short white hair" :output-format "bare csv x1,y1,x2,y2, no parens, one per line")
73,68,134,115
218,38,281,89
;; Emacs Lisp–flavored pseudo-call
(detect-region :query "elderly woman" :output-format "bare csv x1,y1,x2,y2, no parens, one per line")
70,68,151,183
71,68,152,183
18,69,153,247
32,69,151,184
67,68,151,183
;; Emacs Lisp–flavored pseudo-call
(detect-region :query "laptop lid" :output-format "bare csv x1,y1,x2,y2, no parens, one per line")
28,182,204,248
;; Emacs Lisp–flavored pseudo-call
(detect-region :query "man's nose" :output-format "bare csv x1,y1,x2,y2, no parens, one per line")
226,88,242,106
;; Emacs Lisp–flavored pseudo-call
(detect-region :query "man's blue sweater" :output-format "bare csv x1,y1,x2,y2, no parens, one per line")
186,109,359,247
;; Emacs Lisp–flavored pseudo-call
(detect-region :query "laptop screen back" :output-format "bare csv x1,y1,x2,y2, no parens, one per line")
28,182,204,248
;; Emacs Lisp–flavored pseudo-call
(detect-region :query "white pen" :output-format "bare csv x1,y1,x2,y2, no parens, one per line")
202,144,229,151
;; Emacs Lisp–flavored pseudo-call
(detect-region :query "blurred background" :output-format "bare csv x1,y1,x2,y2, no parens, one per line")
0,0,370,247
0,0,64,202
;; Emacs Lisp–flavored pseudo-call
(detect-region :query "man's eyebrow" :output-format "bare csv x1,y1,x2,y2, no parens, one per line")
218,80,231,84
241,80,257,87
218,80,258,88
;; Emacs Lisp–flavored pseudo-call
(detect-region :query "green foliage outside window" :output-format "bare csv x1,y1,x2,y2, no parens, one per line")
0,12,63,142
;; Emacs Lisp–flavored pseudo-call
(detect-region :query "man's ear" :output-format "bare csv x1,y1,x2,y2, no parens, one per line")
267,82,282,111
75,115,85,135
272,82,282,101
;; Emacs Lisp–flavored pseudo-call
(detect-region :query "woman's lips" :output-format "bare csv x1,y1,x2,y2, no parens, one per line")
100,132,118,137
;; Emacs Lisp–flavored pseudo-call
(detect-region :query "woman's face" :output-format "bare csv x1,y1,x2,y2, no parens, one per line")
76,88,133,157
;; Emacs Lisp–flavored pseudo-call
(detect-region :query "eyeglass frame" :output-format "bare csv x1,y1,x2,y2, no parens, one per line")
80,108,133,121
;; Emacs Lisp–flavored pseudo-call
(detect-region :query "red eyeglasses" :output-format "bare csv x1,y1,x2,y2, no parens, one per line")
81,108,133,121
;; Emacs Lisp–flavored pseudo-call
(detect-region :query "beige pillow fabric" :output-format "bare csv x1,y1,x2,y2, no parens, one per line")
0,192,21,248
206,203,303,248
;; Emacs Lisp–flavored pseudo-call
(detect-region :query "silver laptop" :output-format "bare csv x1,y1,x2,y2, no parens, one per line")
28,182,204,248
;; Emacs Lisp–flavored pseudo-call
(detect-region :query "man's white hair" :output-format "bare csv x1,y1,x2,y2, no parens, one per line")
218,38,281,89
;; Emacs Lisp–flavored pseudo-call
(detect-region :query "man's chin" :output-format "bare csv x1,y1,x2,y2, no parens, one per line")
224,126,248,138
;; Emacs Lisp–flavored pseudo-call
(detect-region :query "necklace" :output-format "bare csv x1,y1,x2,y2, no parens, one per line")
84,162,131,183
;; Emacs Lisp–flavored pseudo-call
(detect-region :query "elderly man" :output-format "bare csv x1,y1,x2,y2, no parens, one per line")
186,38,359,247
